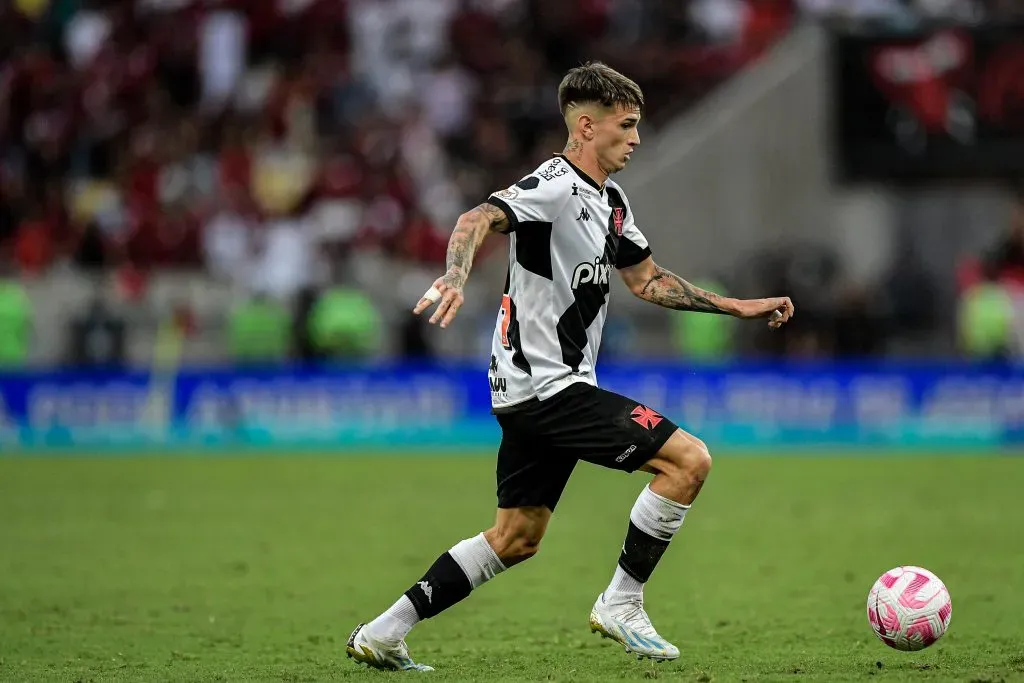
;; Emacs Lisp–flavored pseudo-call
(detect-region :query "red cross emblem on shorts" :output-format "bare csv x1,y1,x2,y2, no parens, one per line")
630,405,663,430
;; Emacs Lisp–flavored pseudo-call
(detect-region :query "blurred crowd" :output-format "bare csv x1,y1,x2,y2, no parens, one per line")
0,0,797,299
0,0,1020,367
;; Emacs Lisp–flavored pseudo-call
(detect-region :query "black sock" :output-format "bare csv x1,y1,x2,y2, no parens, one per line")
403,552,473,619
617,521,671,583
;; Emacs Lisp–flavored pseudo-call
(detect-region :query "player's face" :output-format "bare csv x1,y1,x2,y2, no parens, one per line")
595,106,641,174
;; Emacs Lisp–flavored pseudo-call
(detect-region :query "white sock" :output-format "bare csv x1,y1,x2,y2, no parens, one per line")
605,485,689,604
606,565,645,598
448,532,507,588
366,533,505,642
366,595,420,643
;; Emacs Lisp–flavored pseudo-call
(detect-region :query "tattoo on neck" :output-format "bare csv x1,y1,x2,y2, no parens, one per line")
564,138,583,157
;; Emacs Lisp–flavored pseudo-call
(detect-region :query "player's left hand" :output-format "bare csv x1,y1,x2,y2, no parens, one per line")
413,269,465,329
734,296,795,329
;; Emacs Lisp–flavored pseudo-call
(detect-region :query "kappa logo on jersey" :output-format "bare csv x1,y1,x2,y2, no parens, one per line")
577,206,591,222
630,405,663,430
571,257,611,289
538,158,569,181
613,207,625,236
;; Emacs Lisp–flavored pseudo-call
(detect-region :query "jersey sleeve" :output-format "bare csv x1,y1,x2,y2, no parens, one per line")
614,192,652,270
485,170,570,234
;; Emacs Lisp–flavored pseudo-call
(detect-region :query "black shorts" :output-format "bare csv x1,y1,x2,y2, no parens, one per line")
494,383,678,511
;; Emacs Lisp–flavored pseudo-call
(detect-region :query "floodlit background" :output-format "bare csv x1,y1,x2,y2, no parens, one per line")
1,2,1023,682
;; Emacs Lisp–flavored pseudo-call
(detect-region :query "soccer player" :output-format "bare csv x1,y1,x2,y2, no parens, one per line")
347,62,794,671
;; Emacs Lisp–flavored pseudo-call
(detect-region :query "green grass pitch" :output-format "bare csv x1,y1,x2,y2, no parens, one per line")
1,453,1023,682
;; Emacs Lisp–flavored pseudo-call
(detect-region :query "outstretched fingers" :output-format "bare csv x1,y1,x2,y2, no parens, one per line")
431,289,464,328
413,282,446,315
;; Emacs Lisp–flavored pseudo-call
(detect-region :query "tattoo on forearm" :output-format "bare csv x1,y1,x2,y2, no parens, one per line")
638,266,731,314
443,203,509,290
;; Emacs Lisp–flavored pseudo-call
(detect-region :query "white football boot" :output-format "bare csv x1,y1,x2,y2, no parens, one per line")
346,623,434,672
589,592,680,662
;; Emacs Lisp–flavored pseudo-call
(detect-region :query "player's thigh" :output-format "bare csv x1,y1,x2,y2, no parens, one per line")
564,386,679,473
494,412,578,513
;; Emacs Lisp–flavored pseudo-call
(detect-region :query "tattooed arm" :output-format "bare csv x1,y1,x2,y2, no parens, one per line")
620,256,794,327
413,203,510,328
442,203,509,289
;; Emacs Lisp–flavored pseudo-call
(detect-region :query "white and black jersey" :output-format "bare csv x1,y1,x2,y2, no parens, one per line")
485,155,652,412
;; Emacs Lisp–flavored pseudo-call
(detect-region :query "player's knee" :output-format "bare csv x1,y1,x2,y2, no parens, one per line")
502,534,542,565
661,430,712,483
484,525,543,566
683,436,712,480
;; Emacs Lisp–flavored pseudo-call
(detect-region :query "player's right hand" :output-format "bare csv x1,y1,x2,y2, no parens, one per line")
734,296,795,329
413,270,465,329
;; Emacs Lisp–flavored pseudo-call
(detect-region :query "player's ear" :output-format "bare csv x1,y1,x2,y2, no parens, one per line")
578,112,597,141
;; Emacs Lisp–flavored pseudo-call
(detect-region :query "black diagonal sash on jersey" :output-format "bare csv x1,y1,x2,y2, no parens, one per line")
554,190,628,372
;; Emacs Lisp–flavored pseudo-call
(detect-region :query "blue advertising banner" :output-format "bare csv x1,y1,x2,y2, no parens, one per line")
2,362,1024,451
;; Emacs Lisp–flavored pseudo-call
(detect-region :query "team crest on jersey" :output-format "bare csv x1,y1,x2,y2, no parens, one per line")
613,208,625,235
494,186,519,200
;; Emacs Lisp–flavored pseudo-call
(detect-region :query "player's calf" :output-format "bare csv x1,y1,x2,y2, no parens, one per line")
593,429,711,661
354,507,549,669
483,506,550,566
357,532,506,652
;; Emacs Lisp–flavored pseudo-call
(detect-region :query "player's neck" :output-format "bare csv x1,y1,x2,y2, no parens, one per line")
561,141,607,188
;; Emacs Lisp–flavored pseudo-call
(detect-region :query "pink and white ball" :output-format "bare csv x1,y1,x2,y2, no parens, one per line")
867,566,952,651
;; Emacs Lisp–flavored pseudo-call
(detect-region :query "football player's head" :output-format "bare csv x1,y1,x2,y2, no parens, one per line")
558,62,643,176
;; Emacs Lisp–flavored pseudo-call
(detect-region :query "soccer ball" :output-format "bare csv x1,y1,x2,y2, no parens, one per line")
866,566,952,651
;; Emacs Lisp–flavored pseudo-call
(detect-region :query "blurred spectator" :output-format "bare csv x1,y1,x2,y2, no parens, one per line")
671,277,737,360
292,286,321,362
958,281,1014,358
198,5,246,114
308,285,382,359
228,293,291,364
397,311,435,360
202,187,256,285
249,205,321,302
958,189,1024,291
0,267,31,366
979,191,1024,287
65,295,126,367
955,187,1024,359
